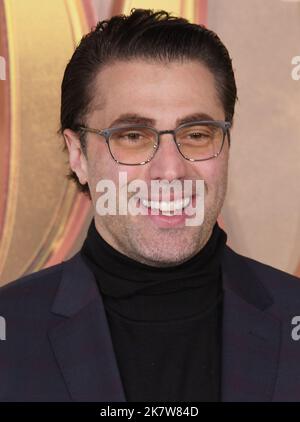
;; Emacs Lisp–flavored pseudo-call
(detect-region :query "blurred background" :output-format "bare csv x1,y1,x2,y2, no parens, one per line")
0,0,299,286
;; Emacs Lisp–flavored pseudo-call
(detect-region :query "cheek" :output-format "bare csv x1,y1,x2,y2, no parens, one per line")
89,162,145,199
193,158,228,195
87,142,114,181
210,162,229,202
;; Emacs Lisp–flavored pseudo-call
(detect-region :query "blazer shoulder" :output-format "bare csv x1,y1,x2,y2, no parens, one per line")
225,246,300,309
0,259,65,311
234,248,299,281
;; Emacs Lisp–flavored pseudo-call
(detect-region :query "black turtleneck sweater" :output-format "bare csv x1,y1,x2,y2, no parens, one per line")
80,219,227,402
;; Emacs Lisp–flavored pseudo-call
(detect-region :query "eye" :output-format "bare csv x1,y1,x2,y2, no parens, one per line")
181,128,213,141
118,131,145,142
188,131,210,139
126,132,143,140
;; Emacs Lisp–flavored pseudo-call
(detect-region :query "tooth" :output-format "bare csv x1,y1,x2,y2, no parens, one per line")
150,201,160,209
160,201,172,212
141,197,191,212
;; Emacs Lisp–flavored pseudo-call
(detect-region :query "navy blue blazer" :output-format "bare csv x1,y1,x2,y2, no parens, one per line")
0,246,300,402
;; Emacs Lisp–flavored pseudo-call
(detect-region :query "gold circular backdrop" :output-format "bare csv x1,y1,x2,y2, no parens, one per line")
0,0,299,285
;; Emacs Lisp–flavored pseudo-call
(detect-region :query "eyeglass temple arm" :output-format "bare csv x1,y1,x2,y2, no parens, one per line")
78,126,104,136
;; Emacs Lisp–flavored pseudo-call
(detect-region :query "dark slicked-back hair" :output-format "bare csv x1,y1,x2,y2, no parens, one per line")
59,8,237,196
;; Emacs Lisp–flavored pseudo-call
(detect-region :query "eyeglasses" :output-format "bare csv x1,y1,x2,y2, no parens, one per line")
78,120,231,166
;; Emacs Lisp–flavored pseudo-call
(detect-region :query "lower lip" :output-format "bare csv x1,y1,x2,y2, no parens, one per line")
139,196,196,228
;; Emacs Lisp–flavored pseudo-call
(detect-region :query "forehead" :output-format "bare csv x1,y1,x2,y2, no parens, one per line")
89,59,224,123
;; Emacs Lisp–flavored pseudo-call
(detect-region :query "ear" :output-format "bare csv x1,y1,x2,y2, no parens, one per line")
63,129,88,185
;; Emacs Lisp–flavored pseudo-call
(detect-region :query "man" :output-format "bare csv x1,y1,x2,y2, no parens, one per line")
0,8,300,402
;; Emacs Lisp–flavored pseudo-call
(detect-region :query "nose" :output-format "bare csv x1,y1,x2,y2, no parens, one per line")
148,132,188,182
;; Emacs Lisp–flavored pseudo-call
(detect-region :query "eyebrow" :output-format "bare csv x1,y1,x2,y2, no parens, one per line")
108,112,216,128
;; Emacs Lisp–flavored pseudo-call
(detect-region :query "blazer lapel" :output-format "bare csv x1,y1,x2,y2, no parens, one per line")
221,246,281,402
48,253,126,402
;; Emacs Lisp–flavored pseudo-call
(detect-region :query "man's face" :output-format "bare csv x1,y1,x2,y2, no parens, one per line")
65,59,230,266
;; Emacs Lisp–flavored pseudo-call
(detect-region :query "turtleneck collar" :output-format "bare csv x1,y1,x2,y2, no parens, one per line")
80,218,227,321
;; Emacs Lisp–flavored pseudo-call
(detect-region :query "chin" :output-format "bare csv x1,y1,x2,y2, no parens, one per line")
132,237,200,267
